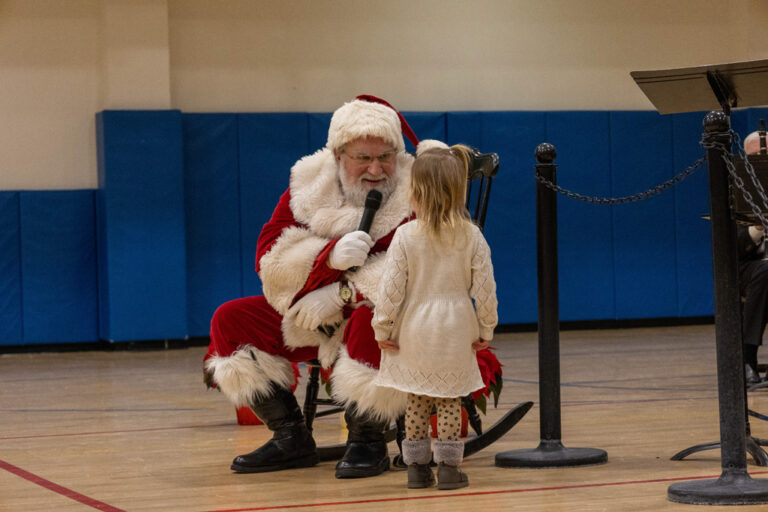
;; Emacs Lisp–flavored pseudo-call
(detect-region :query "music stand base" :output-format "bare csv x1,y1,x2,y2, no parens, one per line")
668,472,768,505
495,440,607,468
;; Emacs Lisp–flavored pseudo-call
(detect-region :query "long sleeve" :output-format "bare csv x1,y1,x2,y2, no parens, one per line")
470,233,498,341
256,189,343,313
371,230,409,341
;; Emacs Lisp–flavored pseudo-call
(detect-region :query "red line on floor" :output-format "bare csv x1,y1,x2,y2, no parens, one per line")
0,459,126,512
203,471,768,512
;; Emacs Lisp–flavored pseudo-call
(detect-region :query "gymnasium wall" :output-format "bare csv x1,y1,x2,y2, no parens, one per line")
3,107,767,346
3,1,768,345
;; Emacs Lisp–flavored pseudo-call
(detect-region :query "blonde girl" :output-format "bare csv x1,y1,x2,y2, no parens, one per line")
372,142,498,490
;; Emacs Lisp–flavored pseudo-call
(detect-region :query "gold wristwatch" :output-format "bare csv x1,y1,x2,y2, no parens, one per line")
339,280,353,304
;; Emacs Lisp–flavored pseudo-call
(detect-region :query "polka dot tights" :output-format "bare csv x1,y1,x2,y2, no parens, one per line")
405,393,461,441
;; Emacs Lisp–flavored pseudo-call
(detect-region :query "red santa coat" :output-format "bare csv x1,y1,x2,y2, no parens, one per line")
205,147,414,421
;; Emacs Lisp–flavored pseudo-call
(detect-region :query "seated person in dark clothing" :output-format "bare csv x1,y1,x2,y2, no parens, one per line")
740,129,768,384
739,223,767,384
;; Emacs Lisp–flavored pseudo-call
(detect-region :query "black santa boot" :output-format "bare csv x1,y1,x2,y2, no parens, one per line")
334,406,390,478
230,386,317,473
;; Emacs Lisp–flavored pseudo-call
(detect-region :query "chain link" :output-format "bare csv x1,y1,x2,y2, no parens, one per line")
535,156,706,205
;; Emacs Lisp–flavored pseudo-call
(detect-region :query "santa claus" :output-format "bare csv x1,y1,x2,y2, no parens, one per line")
204,95,433,478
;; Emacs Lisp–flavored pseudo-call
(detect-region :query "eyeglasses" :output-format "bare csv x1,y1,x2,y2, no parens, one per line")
341,148,397,166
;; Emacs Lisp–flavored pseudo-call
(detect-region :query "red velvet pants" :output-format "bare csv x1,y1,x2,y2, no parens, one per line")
206,295,382,368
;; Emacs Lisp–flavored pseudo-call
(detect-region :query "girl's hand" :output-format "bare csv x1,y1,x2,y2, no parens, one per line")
472,338,489,351
378,339,399,351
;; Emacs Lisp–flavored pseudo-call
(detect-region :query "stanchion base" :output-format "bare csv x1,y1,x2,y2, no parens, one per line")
668,471,768,505
495,440,607,468
671,436,768,466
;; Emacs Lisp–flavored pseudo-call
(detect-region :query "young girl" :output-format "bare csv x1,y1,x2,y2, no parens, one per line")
372,142,498,490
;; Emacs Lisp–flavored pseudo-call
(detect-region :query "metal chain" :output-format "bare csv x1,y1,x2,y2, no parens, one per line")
535,156,706,205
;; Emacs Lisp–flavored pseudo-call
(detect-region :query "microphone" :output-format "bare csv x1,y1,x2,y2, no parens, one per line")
358,189,383,232
349,189,383,272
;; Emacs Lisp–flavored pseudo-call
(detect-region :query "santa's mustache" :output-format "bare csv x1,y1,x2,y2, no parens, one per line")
358,173,387,183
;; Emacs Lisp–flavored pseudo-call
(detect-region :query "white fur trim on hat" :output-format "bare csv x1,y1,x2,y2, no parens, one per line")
330,345,407,423
327,99,405,152
205,347,295,406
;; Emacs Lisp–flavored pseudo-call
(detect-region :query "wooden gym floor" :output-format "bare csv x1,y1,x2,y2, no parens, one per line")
3,324,768,511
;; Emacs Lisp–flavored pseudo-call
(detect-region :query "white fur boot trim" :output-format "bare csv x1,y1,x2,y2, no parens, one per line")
205,347,295,407
330,347,407,423
433,440,464,467
402,439,433,466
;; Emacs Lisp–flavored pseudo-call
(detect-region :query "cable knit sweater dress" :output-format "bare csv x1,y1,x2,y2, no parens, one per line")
371,219,498,398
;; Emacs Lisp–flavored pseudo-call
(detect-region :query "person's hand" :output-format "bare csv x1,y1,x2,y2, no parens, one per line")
328,231,374,270
472,338,490,351
289,283,344,330
378,339,399,351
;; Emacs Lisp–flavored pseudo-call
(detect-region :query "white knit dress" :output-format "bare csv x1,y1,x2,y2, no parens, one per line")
372,220,498,398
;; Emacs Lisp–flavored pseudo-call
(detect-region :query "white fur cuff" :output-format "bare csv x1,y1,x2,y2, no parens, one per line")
433,440,464,466
402,439,433,465
281,315,345,369
205,347,295,406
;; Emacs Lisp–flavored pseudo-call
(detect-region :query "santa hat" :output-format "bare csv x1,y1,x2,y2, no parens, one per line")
327,94,419,153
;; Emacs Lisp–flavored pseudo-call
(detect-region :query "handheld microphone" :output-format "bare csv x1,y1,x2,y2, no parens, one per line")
358,189,383,232
349,189,383,272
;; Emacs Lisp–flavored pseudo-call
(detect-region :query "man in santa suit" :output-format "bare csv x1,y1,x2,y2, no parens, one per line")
204,95,431,478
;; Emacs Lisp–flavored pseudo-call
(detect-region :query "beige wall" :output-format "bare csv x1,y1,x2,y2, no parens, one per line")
1,0,767,190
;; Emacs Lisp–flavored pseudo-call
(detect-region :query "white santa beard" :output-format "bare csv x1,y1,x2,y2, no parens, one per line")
339,161,398,207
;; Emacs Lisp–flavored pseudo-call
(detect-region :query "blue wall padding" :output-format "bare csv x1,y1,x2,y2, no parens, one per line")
20,190,98,344
609,112,678,319
238,114,310,297
96,110,187,341
672,111,714,317
445,112,547,324
546,111,616,322
11,107,768,348
308,113,332,152
402,112,447,151
0,192,22,345
183,114,242,337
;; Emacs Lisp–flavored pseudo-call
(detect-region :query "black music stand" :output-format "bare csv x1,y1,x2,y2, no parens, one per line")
631,59,768,505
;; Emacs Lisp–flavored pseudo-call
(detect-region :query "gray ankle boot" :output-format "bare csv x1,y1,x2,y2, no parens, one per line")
436,463,469,490
402,439,434,488
434,440,468,490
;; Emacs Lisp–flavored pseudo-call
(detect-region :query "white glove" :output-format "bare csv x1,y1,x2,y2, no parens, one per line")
328,231,374,270
289,283,345,331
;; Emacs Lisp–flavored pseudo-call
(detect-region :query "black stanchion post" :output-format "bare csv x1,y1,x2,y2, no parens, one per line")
667,111,768,505
495,143,607,468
